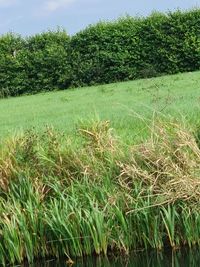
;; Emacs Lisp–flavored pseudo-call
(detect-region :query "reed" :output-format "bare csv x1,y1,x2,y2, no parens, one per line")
1,119,200,265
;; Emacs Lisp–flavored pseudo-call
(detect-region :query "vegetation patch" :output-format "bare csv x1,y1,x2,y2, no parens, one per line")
0,119,200,265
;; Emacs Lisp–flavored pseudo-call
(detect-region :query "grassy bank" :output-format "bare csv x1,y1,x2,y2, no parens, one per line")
1,118,200,265
0,70,200,142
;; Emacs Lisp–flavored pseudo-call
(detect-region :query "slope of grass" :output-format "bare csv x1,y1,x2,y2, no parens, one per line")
1,70,200,142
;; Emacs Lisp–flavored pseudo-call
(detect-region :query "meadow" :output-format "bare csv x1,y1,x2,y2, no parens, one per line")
1,71,200,265
1,70,200,142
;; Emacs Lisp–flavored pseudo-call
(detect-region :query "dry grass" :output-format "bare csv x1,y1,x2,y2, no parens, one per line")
119,120,200,207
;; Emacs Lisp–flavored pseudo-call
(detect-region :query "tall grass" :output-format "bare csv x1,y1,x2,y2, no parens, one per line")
1,119,200,265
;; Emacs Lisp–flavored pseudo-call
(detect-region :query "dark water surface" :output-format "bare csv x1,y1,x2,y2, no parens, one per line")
23,249,200,267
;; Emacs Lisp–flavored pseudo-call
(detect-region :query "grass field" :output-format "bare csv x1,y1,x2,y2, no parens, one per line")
1,70,200,142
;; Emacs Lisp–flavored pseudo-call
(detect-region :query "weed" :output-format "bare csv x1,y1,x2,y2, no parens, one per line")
0,119,200,265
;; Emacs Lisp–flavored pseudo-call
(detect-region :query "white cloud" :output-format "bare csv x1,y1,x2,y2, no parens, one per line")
44,0,75,12
0,0,18,7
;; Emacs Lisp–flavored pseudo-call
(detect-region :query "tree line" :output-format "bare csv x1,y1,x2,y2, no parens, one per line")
0,8,200,97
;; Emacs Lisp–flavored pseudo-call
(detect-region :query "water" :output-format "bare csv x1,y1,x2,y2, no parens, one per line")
23,249,200,267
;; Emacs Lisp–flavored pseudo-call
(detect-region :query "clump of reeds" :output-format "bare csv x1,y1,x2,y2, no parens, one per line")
119,120,200,204
0,119,200,265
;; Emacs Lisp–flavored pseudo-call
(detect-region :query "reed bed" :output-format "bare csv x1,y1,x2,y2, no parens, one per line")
1,120,200,265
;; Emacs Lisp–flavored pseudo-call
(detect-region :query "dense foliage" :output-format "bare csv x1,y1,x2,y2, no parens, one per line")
0,9,200,97
1,120,200,265
20,30,71,94
0,30,70,97
70,9,200,86
0,33,25,97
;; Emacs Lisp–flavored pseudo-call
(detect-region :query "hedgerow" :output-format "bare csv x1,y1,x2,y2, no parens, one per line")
0,30,70,97
70,9,200,86
0,9,200,97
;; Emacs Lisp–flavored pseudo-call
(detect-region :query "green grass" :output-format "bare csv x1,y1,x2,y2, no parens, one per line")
1,70,200,142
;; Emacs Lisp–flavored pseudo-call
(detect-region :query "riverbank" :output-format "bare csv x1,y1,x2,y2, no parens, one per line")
1,119,200,265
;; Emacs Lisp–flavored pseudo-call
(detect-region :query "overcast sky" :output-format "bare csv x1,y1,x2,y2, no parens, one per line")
0,0,200,36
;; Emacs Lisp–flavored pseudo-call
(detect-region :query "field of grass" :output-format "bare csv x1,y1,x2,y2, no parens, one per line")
1,71,200,265
1,70,200,142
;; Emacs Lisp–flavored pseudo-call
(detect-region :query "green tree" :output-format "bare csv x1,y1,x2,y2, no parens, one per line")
0,33,25,97
21,29,71,94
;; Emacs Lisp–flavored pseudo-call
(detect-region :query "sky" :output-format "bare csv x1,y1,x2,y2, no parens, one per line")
0,0,200,36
